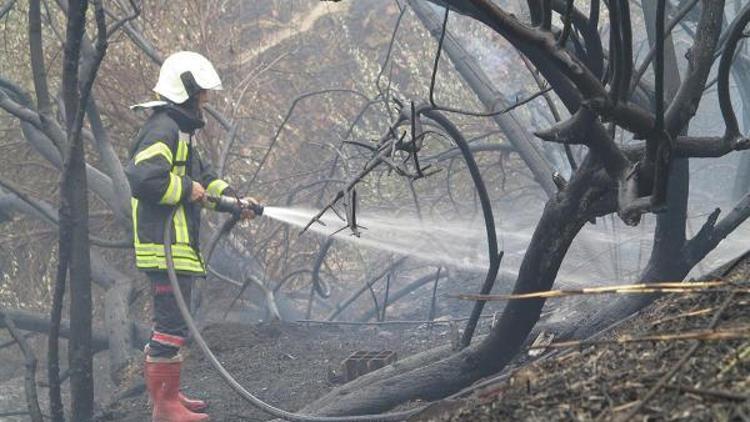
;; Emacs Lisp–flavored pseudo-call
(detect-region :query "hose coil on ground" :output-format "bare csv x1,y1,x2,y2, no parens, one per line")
163,209,419,421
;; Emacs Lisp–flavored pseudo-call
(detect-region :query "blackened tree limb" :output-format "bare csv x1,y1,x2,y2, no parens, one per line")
1,311,43,422
325,258,406,322
663,0,725,137
0,308,149,352
519,53,578,171
0,177,131,248
356,271,445,323
654,0,666,136
0,88,66,147
48,243,67,422
28,0,56,151
617,0,633,102
60,0,108,419
540,0,552,30
671,135,750,157
539,1,604,78
630,0,700,94
607,0,633,103
556,0,574,47
104,0,139,37
0,0,16,19
312,238,333,298
717,1,750,139
410,0,557,197
535,108,630,181
684,192,750,268
246,89,371,190
0,80,119,205
526,0,543,26
85,99,132,226
423,142,514,162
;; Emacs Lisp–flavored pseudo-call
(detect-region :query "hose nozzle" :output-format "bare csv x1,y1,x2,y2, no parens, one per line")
206,195,263,217
245,200,264,216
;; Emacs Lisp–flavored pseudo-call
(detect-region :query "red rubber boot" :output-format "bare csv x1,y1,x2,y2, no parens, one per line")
178,392,208,413
144,346,207,412
145,359,209,422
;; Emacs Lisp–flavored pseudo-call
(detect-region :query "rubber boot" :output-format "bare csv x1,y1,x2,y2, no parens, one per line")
176,347,208,413
145,357,209,422
178,393,208,413
145,346,208,413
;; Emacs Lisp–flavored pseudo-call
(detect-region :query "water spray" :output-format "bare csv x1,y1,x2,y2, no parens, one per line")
162,208,420,421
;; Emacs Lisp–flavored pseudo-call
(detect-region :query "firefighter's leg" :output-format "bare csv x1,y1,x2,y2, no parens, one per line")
145,271,209,421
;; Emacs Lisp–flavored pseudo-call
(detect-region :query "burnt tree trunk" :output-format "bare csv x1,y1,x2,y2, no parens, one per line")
572,0,690,338
60,1,94,420
302,155,610,416
302,0,732,415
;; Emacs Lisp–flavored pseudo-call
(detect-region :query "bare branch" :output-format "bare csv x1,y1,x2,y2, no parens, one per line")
0,311,43,422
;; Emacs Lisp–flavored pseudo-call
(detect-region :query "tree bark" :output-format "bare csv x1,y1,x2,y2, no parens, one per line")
61,1,95,419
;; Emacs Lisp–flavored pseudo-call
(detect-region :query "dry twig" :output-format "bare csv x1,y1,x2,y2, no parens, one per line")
454,280,745,301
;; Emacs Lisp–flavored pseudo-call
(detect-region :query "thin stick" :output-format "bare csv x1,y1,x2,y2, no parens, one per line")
530,325,749,350
381,272,391,322
664,384,748,401
649,307,716,326
453,280,742,301
428,267,441,323
298,315,495,327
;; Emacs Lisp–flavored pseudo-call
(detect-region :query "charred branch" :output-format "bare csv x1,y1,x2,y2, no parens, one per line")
0,308,149,352
410,0,557,196
1,311,43,422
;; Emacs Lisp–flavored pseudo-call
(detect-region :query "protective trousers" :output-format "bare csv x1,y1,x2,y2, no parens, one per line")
147,271,193,358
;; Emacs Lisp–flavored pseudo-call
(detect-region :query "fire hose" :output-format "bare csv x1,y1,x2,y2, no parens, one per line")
163,196,420,421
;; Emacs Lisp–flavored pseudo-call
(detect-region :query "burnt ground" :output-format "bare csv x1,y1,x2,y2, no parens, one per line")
96,318,464,421
413,258,750,421
97,255,750,422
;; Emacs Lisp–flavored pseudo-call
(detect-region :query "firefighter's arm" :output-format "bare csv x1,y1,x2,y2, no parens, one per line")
193,148,235,204
194,148,258,219
125,129,192,205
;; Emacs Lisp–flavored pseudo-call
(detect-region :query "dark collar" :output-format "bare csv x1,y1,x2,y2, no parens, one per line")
162,103,205,133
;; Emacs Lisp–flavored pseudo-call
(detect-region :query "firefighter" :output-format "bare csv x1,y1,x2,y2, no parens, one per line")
126,51,256,422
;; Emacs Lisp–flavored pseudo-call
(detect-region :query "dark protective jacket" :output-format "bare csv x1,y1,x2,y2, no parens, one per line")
125,104,234,274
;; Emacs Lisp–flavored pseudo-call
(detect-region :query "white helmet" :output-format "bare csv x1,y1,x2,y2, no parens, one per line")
153,51,223,104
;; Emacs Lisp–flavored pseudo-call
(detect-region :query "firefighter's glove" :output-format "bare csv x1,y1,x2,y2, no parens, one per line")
240,197,260,220
190,181,206,203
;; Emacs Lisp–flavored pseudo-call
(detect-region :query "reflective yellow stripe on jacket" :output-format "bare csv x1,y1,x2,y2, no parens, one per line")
204,179,229,209
131,133,204,274
134,142,173,165
206,179,229,197
174,137,188,176
134,242,204,273
132,198,204,273
159,173,183,205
